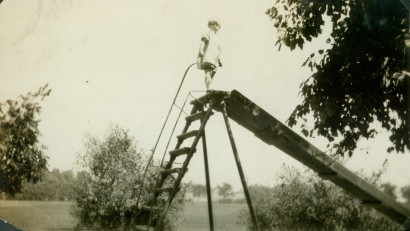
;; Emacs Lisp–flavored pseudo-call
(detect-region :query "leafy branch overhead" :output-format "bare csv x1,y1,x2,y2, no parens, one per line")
267,0,410,156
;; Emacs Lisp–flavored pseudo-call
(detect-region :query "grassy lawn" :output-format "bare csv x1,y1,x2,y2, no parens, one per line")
0,200,247,231
179,202,247,231
0,200,75,231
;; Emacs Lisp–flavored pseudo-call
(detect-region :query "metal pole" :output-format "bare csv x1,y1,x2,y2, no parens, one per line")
201,128,214,231
221,103,260,231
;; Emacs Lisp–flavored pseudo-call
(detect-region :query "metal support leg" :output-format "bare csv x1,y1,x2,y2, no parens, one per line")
201,129,214,231
221,103,260,231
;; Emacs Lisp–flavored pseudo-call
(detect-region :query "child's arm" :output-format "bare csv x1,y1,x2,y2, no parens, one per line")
218,59,223,67
198,34,209,57
198,40,205,57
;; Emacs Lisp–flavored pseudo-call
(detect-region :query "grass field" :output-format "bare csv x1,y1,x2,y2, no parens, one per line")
0,200,75,231
179,202,246,231
0,200,247,231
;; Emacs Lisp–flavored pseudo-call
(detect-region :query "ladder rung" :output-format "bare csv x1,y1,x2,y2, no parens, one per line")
169,147,195,157
142,206,163,211
190,90,226,105
177,130,200,140
191,98,206,106
136,225,155,231
161,168,185,175
156,187,179,193
185,111,213,122
191,103,204,111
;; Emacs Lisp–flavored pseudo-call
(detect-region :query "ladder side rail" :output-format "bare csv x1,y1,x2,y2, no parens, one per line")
154,91,210,198
155,103,215,230
146,93,198,229
154,98,202,197
152,93,192,193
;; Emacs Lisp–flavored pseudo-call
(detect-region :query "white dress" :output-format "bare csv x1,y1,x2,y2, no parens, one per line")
198,31,221,70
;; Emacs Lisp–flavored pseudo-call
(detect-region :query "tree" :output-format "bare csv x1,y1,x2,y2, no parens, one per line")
73,125,185,231
239,166,399,231
216,182,234,202
401,185,410,206
0,85,51,195
267,0,409,156
188,183,207,198
57,169,76,200
13,168,75,201
381,182,397,199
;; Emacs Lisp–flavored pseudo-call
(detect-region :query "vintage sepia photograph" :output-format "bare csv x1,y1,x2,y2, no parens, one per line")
0,0,410,230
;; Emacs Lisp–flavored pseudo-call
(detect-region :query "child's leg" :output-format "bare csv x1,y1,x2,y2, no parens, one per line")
204,70,212,89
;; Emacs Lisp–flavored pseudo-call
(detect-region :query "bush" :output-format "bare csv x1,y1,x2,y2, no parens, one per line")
73,125,185,231
239,166,399,231
13,169,75,201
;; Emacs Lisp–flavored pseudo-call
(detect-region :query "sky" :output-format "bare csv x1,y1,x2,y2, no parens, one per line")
0,0,409,195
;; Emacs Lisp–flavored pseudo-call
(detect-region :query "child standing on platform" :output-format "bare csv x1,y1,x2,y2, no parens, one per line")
197,20,223,90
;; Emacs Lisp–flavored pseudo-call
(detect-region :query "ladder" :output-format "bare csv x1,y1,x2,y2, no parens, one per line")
137,98,215,231
136,91,261,231
133,63,261,230
137,91,260,231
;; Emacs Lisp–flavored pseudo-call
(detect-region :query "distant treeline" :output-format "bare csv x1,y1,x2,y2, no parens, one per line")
4,169,77,201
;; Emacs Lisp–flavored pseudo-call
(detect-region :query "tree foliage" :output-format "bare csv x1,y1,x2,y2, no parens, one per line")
0,85,51,195
381,182,398,199
216,182,234,201
239,166,399,231
188,182,207,198
267,0,409,156
401,184,410,206
73,125,185,231
13,169,75,201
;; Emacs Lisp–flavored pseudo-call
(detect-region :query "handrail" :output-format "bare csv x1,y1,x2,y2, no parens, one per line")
147,92,193,228
135,63,196,209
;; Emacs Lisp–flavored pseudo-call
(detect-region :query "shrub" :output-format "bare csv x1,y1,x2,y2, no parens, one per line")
239,166,399,231
73,125,185,231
